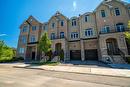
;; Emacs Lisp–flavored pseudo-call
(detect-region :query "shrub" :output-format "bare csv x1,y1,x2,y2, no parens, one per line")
0,57,13,63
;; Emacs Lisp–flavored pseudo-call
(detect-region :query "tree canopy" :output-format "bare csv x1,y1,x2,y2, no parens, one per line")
38,32,52,54
0,40,15,62
125,20,130,44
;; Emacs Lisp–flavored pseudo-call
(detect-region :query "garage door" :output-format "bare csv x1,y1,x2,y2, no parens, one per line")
70,50,81,60
85,49,98,60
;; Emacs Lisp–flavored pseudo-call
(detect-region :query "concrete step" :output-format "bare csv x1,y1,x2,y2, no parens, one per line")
112,56,127,64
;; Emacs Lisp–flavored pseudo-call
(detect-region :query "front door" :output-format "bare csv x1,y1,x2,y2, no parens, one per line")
106,38,118,55
55,43,62,55
32,52,35,60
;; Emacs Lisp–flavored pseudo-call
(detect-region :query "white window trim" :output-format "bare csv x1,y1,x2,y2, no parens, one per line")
114,8,121,16
85,28,93,37
71,32,79,39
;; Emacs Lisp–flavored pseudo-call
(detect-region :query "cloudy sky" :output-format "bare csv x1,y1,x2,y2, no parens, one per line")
0,0,130,48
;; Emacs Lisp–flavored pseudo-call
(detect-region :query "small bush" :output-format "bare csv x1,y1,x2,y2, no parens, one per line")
0,57,13,63
14,57,24,61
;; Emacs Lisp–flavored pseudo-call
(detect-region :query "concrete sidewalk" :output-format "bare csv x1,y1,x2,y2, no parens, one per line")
13,64,130,78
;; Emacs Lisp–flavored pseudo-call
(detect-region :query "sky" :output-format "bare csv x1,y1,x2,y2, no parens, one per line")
0,0,130,48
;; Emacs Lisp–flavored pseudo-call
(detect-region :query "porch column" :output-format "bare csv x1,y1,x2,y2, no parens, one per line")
80,40,85,61
35,46,37,61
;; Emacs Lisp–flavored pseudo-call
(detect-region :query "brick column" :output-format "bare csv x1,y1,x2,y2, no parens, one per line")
80,40,85,61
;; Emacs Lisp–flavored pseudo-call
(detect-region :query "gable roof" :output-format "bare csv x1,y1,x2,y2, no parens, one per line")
94,0,129,12
20,15,41,29
48,11,69,23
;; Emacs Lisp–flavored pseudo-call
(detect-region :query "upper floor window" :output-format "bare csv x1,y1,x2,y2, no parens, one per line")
19,48,24,54
128,7,130,10
85,28,93,37
32,26,36,31
71,32,78,39
61,20,64,26
101,26,110,33
60,32,64,38
22,26,27,32
30,35,36,42
21,36,26,44
72,19,76,26
43,25,48,31
51,33,55,40
116,23,125,32
85,15,89,22
101,10,106,18
115,8,120,16
52,23,55,28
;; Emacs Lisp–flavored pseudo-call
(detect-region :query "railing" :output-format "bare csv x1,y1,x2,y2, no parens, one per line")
100,28,130,34
107,48,128,63
107,49,115,63
51,36,67,40
118,48,128,63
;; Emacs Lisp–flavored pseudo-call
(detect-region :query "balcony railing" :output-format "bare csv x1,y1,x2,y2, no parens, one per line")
100,28,130,34
51,36,67,40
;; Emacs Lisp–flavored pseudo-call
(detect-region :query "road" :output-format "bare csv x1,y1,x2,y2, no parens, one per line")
0,64,130,87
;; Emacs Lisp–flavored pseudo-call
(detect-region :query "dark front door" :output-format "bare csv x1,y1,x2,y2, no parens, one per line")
85,49,98,60
106,38,119,55
55,43,62,55
32,52,35,60
70,50,81,60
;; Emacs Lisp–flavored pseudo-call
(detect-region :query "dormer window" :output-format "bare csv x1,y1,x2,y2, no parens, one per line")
72,19,76,26
61,20,64,26
30,18,33,22
85,15,89,22
43,25,48,31
115,8,120,16
101,10,106,18
52,23,55,28
32,26,36,31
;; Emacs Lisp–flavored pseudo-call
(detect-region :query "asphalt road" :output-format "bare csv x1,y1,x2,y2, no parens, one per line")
0,64,130,87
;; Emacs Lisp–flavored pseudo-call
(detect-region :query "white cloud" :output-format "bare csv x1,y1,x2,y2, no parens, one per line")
0,34,7,37
73,1,77,11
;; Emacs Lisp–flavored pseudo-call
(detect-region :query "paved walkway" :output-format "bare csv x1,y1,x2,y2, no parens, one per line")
13,63,130,78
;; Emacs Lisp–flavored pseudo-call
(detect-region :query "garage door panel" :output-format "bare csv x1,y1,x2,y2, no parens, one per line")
70,50,81,60
85,49,98,60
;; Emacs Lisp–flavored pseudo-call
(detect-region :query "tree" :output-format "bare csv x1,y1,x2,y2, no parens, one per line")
0,40,15,62
0,41,4,57
125,20,130,44
39,32,52,55
127,20,130,29
125,32,130,44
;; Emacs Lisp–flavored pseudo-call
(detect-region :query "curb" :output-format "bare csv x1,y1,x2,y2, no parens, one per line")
13,66,130,78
